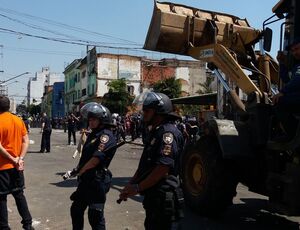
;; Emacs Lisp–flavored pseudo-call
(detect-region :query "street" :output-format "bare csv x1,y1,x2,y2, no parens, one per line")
6,128,300,230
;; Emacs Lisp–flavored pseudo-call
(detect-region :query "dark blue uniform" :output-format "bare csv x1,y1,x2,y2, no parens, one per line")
68,116,77,145
276,63,300,138
70,128,116,230
280,63,300,101
137,121,184,230
40,116,52,153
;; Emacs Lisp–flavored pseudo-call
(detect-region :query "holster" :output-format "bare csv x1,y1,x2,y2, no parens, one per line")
71,168,112,203
95,168,112,194
164,175,185,219
143,175,185,220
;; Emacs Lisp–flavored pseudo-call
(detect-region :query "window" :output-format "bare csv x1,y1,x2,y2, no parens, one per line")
77,90,80,98
74,74,77,83
82,88,86,96
92,84,95,94
127,85,134,95
82,70,86,78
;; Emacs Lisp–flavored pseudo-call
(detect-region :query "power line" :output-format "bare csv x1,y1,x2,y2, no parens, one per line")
0,6,140,45
0,27,144,50
0,13,142,46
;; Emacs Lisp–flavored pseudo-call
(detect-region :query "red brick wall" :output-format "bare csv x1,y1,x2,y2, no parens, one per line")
142,65,176,87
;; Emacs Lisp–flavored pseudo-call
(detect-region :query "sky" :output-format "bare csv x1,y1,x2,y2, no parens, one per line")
0,0,281,103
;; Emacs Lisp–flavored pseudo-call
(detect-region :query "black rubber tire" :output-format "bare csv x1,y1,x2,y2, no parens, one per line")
182,136,238,216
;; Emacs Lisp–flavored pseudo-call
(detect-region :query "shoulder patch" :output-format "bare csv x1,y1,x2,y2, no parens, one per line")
100,134,109,143
163,145,172,155
163,132,174,144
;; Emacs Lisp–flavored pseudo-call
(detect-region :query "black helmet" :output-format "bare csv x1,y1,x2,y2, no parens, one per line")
80,102,113,125
142,92,180,118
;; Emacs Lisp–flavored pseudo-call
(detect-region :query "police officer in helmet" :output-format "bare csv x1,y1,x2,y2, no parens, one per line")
70,102,116,230
119,92,184,230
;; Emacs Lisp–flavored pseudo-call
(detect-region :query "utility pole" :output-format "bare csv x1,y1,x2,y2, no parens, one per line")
0,45,3,73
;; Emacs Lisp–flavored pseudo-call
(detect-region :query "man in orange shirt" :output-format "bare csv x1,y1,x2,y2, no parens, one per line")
0,96,34,230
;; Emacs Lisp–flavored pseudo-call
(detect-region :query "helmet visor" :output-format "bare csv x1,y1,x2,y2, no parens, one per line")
80,102,98,119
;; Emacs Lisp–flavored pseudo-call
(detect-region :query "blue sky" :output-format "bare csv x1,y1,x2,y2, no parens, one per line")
0,0,280,102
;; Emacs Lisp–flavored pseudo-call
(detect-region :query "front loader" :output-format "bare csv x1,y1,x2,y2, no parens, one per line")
144,0,300,216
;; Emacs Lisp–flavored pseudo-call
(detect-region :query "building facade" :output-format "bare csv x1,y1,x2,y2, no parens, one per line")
27,67,64,106
41,85,53,117
51,82,65,118
64,59,81,114
142,58,207,96
97,53,141,97
64,50,209,114
64,52,143,113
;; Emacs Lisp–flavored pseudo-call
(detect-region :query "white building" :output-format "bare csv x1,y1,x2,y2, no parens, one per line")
9,97,16,114
27,67,64,105
96,53,141,97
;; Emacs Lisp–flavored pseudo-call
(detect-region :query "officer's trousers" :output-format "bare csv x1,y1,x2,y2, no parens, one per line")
275,96,300,140
40,130,51,152
68,128,76,145
70,199,105,230
144,208,179,230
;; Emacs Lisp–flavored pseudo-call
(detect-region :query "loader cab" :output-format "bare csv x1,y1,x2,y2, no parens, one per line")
273,0,300,65
265,0,300,150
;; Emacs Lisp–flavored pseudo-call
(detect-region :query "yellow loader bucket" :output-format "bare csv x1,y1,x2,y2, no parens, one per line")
144,1,261,56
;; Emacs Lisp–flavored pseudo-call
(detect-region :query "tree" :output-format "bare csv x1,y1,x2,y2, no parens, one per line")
152,77,182,99
197,75,214,94
102,78,134,114
16,104,28,115
28,104,41,116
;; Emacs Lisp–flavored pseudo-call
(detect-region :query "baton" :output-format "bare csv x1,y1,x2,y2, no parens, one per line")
62,140,126,180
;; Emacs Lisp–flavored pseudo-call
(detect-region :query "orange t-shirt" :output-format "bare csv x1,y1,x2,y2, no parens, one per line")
0,112,27,170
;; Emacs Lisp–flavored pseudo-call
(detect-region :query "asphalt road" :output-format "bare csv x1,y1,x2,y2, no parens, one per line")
6,128,300,230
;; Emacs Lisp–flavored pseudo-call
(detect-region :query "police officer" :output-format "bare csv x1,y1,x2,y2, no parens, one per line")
39,112,52,153
119,92,184,230
70,103,116,230
273,37,300,140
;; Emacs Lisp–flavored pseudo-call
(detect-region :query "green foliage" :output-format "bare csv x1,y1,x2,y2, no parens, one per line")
179,104,201,117
102,78,134,114
28,104,41,115
153,77,182,99
16,104,28,114
197,76,214,94
177,75,214,116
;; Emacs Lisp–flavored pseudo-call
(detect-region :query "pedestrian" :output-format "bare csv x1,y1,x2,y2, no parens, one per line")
0,96,34,230
68,113,79,145
273,37,300,140
116,116,126,142
40,112,52,153
70,102,117,230
119,92,185,230
63,115,68,133
22,115,31,133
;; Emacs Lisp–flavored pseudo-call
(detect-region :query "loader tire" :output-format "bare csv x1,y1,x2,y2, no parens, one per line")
182,136,238,216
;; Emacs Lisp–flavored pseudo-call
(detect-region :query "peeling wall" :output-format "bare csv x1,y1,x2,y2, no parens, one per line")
96,54,141,97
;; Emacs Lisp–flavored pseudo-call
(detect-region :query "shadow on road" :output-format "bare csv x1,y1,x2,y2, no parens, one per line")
27,150,42,154
49,172,78,187
50,178,78,188
111,177,143,203
181,198,299,230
